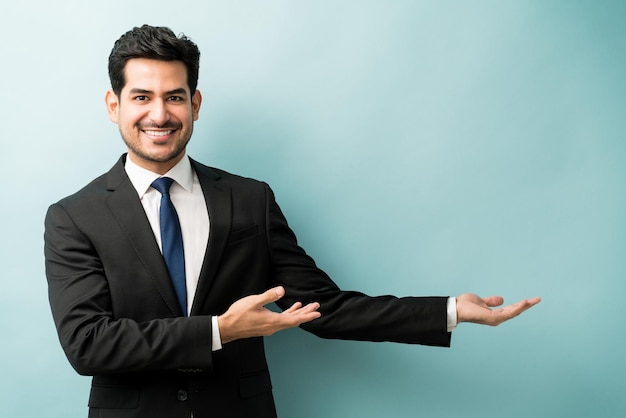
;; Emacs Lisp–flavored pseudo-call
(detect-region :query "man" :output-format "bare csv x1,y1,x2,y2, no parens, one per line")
44,25,540,418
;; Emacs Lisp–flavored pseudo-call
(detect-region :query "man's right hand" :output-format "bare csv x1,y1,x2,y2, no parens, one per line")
217,286,321,344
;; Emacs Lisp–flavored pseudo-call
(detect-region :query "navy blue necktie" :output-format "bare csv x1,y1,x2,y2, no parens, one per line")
151,177,187,316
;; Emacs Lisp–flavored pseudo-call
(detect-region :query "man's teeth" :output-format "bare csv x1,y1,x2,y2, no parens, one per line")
145,130,173,137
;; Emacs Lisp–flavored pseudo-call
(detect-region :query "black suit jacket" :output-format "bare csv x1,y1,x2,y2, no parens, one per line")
44,155,451,418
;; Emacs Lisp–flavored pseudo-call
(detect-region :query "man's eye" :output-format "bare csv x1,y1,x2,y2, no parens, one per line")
168,96,183,102
134,96,148,101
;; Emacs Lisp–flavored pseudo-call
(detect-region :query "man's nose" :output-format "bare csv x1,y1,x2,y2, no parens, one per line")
149,100,170,125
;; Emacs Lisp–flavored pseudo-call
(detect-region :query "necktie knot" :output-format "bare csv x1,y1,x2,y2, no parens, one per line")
151,177,175,196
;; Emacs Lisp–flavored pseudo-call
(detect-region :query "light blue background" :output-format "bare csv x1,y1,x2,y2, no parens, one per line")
1,1,624,417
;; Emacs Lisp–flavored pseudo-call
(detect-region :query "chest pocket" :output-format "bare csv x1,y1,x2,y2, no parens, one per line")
227,224,259,245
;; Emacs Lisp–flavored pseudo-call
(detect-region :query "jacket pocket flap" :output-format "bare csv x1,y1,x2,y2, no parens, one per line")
239,369,272,399
88,385,139,409
228,224,259,244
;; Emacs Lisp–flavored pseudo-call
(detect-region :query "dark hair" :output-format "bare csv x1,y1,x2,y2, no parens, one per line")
108,25,200,96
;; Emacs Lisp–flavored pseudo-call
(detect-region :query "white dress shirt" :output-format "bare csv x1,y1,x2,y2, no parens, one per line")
124,153,222,350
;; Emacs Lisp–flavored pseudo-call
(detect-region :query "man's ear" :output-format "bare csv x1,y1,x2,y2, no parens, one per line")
192,90,202,121
105,90,120,123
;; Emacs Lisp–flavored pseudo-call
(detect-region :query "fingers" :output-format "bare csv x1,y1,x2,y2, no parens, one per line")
283,301,303,313
508,297,541,312
493,297,541,325
288,301,321,317
283,301,320,314
255,287,320,319
527,296,542,305
506,297,541,316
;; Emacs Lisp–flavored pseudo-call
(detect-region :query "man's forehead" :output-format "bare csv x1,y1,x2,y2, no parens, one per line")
122,58,189,92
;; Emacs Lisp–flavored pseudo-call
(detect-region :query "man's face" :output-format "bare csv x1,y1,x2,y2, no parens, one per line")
105,58,202,174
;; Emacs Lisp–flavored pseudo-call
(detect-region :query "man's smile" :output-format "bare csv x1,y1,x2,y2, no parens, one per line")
143,129,175,138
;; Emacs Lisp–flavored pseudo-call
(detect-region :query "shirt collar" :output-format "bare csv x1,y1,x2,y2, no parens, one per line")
124,153,194,198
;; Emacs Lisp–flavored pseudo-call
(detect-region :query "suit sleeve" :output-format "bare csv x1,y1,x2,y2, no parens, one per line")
44,203,214,376
263,185,451,347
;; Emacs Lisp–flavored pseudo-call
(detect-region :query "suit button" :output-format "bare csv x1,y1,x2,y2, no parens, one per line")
177,389,188,401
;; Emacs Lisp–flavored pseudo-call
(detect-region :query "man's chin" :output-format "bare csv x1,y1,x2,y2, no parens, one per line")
147,150,185,164
126,147,186,168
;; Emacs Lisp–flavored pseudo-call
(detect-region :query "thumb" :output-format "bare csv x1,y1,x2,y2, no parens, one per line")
256,286,285,306
483,296,504,307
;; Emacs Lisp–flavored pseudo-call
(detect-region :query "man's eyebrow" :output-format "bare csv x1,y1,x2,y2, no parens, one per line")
129,88,152,95
166,88,188,96
128,88,188,96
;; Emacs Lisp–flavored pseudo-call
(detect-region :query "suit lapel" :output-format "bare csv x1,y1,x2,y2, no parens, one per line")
104,156,184,317
189,160,232,316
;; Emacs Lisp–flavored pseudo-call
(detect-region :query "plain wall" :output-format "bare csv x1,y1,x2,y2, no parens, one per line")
1,1,624,417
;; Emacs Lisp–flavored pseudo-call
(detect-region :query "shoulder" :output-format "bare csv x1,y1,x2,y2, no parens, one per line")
190,158,270,190
53,172,109,207
50,156,126,212
190,159,281,209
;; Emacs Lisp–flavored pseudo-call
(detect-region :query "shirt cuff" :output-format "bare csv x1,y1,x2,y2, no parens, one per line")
211,316,223,351
446,297,458,332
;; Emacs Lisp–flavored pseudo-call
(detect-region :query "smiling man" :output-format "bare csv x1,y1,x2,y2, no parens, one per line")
44,25,540,418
